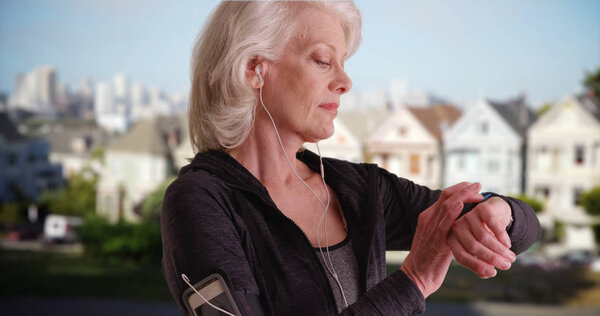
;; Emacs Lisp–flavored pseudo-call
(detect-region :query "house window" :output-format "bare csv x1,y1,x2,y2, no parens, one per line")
480,121,489,134
573,187,583,206
7,153,17,166
488,159,500,173
535,186,550,199
575,145,584,166
457,153,465,171
398,127,407,136
410,154,420,174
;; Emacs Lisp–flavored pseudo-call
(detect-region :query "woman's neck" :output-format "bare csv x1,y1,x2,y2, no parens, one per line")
228,116,310,188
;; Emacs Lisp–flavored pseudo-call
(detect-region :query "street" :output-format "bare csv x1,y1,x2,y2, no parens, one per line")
1,297,599,316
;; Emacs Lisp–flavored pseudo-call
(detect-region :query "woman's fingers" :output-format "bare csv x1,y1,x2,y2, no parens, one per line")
463,212,516,262
448,233,498,278
439,182,473,200
451,220,514,272
479,197,512,248
434,182,483,229
437,200,462,232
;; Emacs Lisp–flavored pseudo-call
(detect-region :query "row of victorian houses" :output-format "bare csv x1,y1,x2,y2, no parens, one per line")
5,90,597,255
313,93,600,254
89,92,600,254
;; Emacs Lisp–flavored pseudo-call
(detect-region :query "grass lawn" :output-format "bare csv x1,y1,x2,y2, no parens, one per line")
3,248,600,306
388,263,600,306
0,249,172,301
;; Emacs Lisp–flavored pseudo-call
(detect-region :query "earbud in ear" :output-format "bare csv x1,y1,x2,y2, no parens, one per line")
255,64,263,83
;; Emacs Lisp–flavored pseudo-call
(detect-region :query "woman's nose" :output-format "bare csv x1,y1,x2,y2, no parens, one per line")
330,68,352,94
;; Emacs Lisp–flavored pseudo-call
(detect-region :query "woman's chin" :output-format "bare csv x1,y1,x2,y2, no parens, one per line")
305,126,335,143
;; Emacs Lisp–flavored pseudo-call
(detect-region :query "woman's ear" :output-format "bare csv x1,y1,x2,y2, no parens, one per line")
246,57,267,89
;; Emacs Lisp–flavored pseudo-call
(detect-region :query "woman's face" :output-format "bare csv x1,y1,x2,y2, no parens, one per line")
261,8,352,143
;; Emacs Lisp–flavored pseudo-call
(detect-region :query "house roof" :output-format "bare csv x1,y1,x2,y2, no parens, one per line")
488,95,535,137
577,94,600,121
46,126,108,155
338,108,390,143
107,116,182,155
407,104,462,141
0,112,24,143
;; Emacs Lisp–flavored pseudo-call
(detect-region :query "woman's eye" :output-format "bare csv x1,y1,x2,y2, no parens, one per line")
316,60,331,67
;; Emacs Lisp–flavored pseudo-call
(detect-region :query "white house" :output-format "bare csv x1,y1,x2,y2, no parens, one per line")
96,116,182,222
304,117,363,163
0,113,63,202
444,95,533,194
527,94,600,253
368,104,461,189
46,124,108,178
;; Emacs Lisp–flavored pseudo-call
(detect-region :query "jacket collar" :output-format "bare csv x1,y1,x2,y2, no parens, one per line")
183,149,362,188
182,149,268,195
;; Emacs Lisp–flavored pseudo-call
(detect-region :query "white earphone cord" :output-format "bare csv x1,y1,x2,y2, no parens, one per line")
258,76,349,308
181,274,237,316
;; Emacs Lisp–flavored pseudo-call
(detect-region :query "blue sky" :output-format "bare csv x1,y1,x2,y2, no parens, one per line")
1,0,598,107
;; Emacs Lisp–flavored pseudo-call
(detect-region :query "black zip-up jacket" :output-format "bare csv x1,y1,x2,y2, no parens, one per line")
161,150,541,315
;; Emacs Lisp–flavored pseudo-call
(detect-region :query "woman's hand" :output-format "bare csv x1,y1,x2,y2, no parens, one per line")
401,182,483,298
448,196,516,279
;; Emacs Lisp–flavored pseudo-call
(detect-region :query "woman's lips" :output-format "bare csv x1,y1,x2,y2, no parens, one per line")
319,103,339,114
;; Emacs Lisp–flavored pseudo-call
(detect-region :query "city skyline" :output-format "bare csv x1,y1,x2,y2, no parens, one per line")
1,0,599,107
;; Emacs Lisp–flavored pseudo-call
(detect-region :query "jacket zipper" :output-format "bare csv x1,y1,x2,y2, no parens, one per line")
228,183,340,313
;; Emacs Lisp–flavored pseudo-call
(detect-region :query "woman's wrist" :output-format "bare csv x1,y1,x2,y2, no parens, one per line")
400,261,428,298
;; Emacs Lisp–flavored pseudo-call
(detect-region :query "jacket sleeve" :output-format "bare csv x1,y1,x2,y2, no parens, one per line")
340,167,541,315
377,167,541,254
161,177,265,316
339,269,426,315
333,166,434,315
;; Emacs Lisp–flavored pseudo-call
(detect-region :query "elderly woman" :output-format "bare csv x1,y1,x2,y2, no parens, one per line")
161,1,540,315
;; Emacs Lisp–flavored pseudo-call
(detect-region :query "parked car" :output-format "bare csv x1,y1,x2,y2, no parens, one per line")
43,214,83,244
589,257,600,272
559,250,595,269
6,224,42,241
514,252,559,271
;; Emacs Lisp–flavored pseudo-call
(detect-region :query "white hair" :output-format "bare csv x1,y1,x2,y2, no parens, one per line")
188,1,362,153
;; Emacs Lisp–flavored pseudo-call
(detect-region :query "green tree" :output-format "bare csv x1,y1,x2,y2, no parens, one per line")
535,103,553,118
90,145,105,164
554,220,565,243
511,194,543,213
581,185,600,242
581,186,600,216
78,215,162,265
41,167,98,217
584,68,600,98
0,203,23,230
141,177,175,222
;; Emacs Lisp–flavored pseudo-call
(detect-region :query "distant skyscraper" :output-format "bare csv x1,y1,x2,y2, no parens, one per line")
113,73,129,102
79,77,95,119
130,83,147,107
95,82,114,115
79,77,94,99
9,66,58,116
37,66,58,107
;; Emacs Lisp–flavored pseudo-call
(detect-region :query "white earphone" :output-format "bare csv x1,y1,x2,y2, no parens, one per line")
254,63,349,308
255,64,263,84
